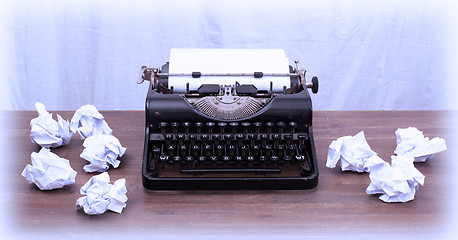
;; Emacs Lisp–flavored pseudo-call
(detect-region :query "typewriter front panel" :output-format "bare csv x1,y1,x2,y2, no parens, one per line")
142,89,318,190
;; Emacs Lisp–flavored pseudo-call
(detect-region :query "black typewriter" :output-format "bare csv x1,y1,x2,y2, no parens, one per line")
138,49,319,190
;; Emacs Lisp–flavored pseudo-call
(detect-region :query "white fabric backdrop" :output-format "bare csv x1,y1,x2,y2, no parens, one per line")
1,0,457,111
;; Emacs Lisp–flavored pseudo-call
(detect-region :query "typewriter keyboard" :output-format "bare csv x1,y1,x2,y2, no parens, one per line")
147,121,314,177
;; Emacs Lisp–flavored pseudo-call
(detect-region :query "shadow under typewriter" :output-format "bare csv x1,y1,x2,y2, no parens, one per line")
138,49,319,190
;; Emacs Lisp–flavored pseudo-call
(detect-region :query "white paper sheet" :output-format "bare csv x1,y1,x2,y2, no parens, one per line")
168,49,291,92
30,102,73,148
80,134,127,172
70,105,112,139
75,172,127,215
21,148,77,190
365,155,425,203
394,127,447,162
326,131,377,172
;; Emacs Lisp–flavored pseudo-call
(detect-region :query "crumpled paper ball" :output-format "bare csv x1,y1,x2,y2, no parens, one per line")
70,104,112,139
80,134,127,172
30,102,73,148
365,155,425,203
22,148,77,190
394,127,447,162
326,131,377,172
76,172,127,215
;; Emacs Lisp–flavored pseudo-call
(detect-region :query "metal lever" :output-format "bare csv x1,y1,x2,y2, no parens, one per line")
137,66,148,84
137,66,158,84
295,60,318,94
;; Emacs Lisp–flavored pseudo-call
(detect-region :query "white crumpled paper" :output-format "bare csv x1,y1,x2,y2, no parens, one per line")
394,127,447,162
80,134,127,172
76,172,127,215
30,102,73,148
21,148,77,190
70,105,112,139
326,131,377,172
365,155,425,203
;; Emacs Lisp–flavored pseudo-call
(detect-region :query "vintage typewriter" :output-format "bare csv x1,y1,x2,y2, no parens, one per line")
137,49,319,190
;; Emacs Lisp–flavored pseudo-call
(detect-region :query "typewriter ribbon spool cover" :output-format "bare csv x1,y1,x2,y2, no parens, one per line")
138,49,319,190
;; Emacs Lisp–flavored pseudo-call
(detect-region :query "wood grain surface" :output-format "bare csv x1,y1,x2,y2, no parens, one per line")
1,111,456,239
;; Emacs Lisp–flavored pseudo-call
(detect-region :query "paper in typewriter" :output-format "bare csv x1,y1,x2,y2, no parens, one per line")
168,49,291,92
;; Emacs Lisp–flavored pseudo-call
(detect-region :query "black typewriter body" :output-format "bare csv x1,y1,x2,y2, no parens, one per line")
139,60,319,190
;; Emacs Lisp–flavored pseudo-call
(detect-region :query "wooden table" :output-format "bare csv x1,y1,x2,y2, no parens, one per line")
1,111,456,239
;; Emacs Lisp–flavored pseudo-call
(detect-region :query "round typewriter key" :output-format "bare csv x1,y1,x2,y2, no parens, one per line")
241,122,250,133
185,156,194,162
230,122,239,134
218,122,227,133
258,156,267,162
289,122,297,133
171,122,180,134
159,155,169,162
195,122,203,133
236,134,245,140
183,122,191,133
210,156,218,162
230,122,239,127
159,122,168,134
265,122,274,133
270,156,279,162
222,156,231,162
253,122,262,133
180,147,188,156
198,156,207,162
295,155,306,162
173,156,182,163
283,156,292,162
265,122,274,127
206,122,215,133
277,122,286,133
283,134,292,139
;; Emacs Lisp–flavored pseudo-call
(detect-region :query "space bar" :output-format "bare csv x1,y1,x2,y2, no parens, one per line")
180,168,281,174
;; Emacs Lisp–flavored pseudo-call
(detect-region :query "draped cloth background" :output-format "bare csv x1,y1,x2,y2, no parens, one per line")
1,0,457,111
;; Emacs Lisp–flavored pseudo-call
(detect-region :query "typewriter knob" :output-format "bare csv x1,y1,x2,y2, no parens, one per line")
311,76,319,94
